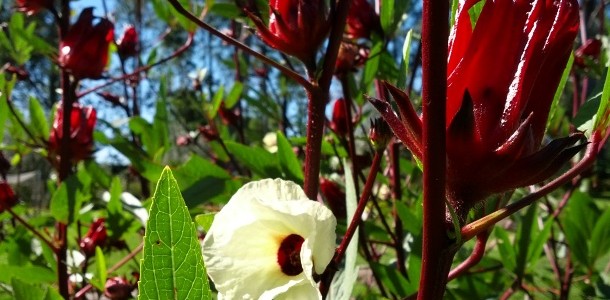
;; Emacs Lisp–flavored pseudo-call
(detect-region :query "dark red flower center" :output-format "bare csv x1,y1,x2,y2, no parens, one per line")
277,234,305,276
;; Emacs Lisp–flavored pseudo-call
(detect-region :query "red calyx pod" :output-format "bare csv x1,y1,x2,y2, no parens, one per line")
330,98,349,136
574,38,602,68
48,102,97,166
79,218,108,257
198,125,219,142
2,63,30,81
372,0,582,219
0,182,18,213
104,276,134,300
116,25,139,59
346,0,383,39
319,178,346,220
15,0,52,16
218,103,240,127
58,8,114,79
246,0,331,65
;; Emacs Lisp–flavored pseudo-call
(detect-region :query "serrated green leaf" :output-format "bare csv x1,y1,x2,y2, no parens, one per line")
138,167,211,300
275,131,304,184
28,97,48,141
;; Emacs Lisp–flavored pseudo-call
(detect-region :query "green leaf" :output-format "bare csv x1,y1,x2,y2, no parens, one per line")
108,177,123,216
370,262,411,297
90,247,107,291
138,167,211,300
0,265,55,284
224,82,243,108
514,204,537,277
380,0,395,34
494,226,516,272
397,29,413,89
361,41,384,92
28,97,48,141
329,159,359,300
526,216,554,270
595,66,610,134
547,53,573,131
589,208,610,267
49,175,87,224
206,85,224,119
225,141,282,178
12,278,46,300
194,213,215,232
173,156,234,207
275,131,304,184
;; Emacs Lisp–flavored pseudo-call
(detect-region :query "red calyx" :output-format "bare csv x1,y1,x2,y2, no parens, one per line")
0,182,18,213
48,102,97,166
58,8,114,79
15,0,52,16
330,98,349,136
574,38,602,68
346,0,383,39
104,276,134,300
320,178,347,220
116,25,139,59
79,218,108,257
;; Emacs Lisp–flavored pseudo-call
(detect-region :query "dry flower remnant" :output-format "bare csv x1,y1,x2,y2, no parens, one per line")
202,179,336,299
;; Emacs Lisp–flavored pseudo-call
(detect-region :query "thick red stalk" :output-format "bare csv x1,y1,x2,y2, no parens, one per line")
418,0,450,298
302,86,327,199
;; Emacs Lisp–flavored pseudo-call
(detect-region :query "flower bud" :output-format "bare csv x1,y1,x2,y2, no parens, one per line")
247,0,331,64
218,103,239,127
330,98,349,136
104,276,134,300
198,125,219,142
0,182,18,213
574,38,602,68
48,102,97,166
79,218,107,257
369,118,392,151
58,8,114,79
319,178,346,220
116,25,139,59
15,0,52,16
346,0,383,39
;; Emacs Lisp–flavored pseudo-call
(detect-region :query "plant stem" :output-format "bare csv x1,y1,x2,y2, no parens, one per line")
302,86,327,200
418,0,450,298
447,231,490,281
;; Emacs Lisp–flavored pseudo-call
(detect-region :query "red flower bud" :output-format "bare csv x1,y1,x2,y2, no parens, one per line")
198,125,219,142
218,103,240,127
116,25,139,59
48,102,97,165
59,8,114,79
0,182,18,213
104,276,134,300
319,178,346,220
330,98,349,136
79,218,107,257
15,0,52,16
247,0,331,64
372,0,582,217
346,0,383,39
574,38,602,68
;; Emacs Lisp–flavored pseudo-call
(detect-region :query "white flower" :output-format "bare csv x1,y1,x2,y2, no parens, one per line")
263,132,278,153
202,179,337,300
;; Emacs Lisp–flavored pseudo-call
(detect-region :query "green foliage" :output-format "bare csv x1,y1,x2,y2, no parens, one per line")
138,167,211,300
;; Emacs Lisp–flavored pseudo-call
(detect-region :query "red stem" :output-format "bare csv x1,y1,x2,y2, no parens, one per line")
447,231,490,281
418,0,450,298
302,86,327,199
